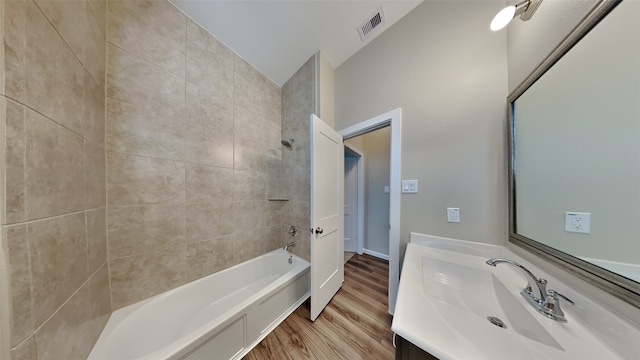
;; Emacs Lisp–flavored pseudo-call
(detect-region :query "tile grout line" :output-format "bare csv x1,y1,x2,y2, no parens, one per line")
104,0,114,316
183,15,188,282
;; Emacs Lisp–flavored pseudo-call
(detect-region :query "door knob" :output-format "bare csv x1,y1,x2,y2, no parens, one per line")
315,227,324,234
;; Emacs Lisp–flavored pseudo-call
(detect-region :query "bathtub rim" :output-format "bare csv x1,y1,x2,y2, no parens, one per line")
90,249,310,360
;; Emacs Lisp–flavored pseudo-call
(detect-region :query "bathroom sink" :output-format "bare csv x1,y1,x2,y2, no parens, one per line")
392,242,626,360
421,257,562,350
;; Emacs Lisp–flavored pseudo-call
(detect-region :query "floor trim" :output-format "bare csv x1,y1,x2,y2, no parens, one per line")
363,249,390,261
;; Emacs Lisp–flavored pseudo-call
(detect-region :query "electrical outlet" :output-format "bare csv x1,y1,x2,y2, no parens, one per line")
565,212,590,233
447,208,460,223
384,186,390,194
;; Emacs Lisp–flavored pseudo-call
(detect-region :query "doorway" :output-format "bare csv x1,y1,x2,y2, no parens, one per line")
338,108,401,314
344,127,391,262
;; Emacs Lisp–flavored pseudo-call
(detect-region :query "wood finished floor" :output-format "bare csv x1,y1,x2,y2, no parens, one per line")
243,254,394,360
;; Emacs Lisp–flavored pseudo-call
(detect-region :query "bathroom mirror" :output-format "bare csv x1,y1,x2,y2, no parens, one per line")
508,0,640,308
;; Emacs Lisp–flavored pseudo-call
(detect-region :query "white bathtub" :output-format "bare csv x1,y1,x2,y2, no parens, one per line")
89,250,310,360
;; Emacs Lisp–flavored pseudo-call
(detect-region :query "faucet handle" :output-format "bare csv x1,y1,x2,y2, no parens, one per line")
541,290,574,322
538,278,548,298
548,290,574,305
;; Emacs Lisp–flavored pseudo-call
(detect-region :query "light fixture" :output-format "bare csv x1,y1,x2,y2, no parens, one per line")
490,0,542,31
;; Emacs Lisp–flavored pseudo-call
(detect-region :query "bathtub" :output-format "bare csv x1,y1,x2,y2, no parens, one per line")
89,250,310,360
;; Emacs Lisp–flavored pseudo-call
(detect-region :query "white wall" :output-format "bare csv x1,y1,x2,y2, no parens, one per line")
335,0,509,262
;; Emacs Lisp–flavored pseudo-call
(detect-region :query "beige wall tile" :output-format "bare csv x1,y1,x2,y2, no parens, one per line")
234,56,281,127
108,0,186,77
88,0,107,38
265,167,282,200
264,121,282,152
186,202,233,244
34,283,94,360
3,224,33,347
186,235,235,282
106,96,185,161
186,20,234,101
266,201,285,227
265,81,281,126
28,212,88,328
4,0,29,103
234,57,264,119
267,225,284,252
233,200,266,230
106,44,185,114
35,0,86,71
107,152,185,206
284,165,311,202
108,204,185,258
85,139,106,209
233,170,266,201
186,163,234,204
25,110,85,220
234,106,266,147
233,228,264,263
86,207,107,274
287,201,311,233
35,0,105,87
23,1,84,133
185,83,233,167
3,98,26,224
265,150,282,200
10,335,36,360
88,264,111,340
83,1,106,87
83,71,106,147
281,57,314,224
234,137,266,173
109,245,186,309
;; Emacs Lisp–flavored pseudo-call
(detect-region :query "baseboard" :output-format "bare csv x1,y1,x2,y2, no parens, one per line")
363,249,390,261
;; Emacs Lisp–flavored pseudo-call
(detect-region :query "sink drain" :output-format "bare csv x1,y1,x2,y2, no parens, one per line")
487,316,507,329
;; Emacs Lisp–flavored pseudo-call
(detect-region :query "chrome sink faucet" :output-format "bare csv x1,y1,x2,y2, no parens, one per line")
486,258,548,305
486,258,574,322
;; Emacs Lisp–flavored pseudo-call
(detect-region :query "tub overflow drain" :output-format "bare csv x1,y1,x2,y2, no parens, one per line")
487,316,507,329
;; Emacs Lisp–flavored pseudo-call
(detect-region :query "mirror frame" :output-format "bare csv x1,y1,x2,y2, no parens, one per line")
508,0,640,309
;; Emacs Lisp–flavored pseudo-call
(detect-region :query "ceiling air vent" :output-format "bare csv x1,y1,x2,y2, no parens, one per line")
358,7,385,41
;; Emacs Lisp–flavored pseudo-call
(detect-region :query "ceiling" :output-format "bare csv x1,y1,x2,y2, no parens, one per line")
170,0,423,86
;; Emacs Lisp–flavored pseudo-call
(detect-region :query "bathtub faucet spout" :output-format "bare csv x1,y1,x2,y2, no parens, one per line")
284,242,296,251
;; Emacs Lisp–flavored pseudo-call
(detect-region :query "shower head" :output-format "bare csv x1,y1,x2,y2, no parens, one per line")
281,139,294,148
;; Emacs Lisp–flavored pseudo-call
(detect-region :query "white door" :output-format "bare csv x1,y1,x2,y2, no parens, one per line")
344,156,358,253
310,114,344,321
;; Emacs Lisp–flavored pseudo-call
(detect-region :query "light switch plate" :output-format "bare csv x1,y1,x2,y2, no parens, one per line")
402,180,418,193
565,212,590,233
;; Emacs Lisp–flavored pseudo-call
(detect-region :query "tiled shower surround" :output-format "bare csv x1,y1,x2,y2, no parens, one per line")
1,1,315,359
104,0,284,310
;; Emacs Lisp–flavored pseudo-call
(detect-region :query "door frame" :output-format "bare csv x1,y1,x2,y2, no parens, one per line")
338,108,401,315
344,143,364,255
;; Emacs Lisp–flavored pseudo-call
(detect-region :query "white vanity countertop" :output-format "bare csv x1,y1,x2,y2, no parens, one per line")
391,233,640,360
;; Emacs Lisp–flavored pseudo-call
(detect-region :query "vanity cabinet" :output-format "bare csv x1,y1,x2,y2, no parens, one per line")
395,335,439,360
